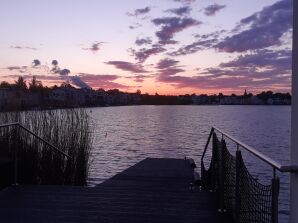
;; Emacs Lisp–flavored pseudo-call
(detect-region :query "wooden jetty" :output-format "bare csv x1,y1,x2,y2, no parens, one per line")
0,158,231,223
1,123,298,223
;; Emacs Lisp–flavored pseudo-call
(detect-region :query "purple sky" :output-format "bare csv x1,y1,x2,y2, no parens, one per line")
0,0,293,95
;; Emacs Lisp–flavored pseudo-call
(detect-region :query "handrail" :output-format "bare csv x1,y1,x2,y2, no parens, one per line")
0,122,71,158
0,122,19,128
202,126,298,173
18,124,71,158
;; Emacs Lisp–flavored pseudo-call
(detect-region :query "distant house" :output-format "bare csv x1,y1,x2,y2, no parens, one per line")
250,96,264,105
49,87,109,107
49,87,85,107
220,96,240,105
104,94,115,105
129,93,141,105
83,89,104,106
267,98,291,105
192,95,211,105
49,88,67,102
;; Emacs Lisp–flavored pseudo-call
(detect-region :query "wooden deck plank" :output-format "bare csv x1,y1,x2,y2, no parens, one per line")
0,158,232,223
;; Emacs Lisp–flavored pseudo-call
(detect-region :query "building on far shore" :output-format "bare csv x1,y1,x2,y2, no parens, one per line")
0,88,43,110
192,90,291,105
0,86,291,111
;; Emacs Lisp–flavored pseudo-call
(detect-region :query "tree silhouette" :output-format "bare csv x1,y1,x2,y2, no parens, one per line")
15,76,27,91
0,81,11,88
29,76,43,92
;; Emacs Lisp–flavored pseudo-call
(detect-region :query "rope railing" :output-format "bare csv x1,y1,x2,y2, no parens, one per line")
201,127,298,223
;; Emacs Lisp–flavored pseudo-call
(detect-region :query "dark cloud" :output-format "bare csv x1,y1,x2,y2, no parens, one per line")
82,42,104,52
130,44,166,63
220,49,291,70
170,0,292,55
168,30,226,56
214,49,292,83
70,76,91,89
133,75,146,82
155,58,185,83
4,66,28,71
135,37,152,46
106,61,148,73
166,6,191,16
157,71,290,92
51,60,60,73
169,38,218,56
59,69,71,76
5,66,21,71
200,77,283,90
78,73,130,89
127,7,151,17
156,48,291,92
126,74,151,83
10,46,37,50
216,0,292,52
204,49,292,82
152,17,201,44
168,0,292,57
32,59,41,67
172,0,195,4
51,60,58,66
156,58,180,69
158,67,185,80
193,30,226,39
204,4,226,16
129,23,142,29
49,60,71,76
78,73,119,81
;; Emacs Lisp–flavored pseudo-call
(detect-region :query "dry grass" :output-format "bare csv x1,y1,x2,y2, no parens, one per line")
0,109,93,186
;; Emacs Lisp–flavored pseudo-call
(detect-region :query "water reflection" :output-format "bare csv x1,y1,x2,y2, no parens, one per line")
89,105,290,222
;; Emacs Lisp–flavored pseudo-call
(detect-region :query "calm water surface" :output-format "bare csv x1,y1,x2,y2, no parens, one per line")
88,105,290,222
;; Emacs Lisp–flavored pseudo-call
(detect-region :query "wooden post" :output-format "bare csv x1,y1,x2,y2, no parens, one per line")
290,0,298,222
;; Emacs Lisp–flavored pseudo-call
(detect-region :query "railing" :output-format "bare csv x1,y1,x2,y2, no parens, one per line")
201,127,298,223
0,122,71,185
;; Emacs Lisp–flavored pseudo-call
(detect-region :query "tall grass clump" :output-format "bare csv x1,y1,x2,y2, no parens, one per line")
0,109,93,186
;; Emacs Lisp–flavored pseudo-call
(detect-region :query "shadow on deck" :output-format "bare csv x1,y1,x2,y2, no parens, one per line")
0,158,232,223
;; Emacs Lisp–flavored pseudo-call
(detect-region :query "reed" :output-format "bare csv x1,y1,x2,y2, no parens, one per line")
0,109,93,186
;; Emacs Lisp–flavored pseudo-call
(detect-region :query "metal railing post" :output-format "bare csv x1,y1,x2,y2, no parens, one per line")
235,150,241,223
13,125,19,186
271,170,279,223
211,133,217,192
218,139,225,212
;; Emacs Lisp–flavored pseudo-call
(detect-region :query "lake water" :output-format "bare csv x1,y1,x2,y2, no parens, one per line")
88,105,291,222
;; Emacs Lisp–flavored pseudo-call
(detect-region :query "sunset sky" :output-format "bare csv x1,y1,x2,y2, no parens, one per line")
0,0,293,95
